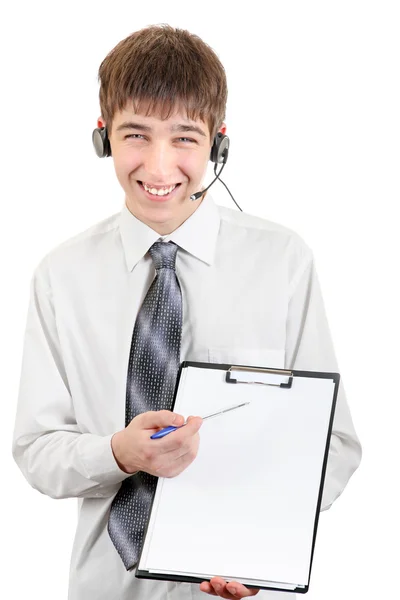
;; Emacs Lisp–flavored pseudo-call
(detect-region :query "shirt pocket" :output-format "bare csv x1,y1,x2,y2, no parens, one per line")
207,346,285,369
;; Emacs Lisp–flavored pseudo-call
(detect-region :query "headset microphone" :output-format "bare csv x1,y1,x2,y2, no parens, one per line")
188,132,243,212
92,127,242,211
189,160,227,201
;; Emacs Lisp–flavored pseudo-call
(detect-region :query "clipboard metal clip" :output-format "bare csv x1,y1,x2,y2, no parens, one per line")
225,365,293,388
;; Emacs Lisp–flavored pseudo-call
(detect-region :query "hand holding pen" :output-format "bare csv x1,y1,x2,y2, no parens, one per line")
111,403,250,480
111,409,203,479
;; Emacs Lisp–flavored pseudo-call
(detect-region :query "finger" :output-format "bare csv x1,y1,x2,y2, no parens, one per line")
182,415,203,430
201,578,260,599
141,410,185,430
199,581,218,596
226,581,260,597
159,417,202,452
210,577,238,599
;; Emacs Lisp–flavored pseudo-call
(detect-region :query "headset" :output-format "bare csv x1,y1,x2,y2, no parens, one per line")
92,126,242,211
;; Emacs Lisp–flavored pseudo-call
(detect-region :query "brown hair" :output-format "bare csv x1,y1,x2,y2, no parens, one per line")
97,23,228,143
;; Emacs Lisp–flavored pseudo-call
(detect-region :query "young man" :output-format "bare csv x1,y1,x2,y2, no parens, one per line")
12,24,361,600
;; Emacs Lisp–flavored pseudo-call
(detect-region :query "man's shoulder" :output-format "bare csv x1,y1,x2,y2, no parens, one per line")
217,204,313,258
216,205,315,293
51,210,120,254
33,210,121,283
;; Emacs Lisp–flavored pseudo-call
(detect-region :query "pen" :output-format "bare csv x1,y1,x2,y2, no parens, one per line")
150,401,250,439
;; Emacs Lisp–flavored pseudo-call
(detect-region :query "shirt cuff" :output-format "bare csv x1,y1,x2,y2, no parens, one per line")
79,433,135,485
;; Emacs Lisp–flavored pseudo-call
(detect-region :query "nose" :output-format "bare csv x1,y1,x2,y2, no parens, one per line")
142,141,178,181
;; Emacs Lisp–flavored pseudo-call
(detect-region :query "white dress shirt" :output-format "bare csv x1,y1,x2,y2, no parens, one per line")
12,191,361,600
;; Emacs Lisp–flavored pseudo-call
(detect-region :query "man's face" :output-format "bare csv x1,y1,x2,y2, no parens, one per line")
98,100,226,235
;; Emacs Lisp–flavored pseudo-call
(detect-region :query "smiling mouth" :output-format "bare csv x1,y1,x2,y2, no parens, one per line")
137,180,182,200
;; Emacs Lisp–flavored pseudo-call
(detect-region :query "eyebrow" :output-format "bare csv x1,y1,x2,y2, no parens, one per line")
115,121,207,137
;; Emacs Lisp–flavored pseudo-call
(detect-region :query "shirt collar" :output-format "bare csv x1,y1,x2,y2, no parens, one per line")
118,192,221,271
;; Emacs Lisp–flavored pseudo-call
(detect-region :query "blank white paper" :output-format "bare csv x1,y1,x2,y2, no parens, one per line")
139,365,335,588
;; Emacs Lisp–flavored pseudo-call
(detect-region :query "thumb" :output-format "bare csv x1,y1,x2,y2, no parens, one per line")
140,410,185,429
186,415,203,430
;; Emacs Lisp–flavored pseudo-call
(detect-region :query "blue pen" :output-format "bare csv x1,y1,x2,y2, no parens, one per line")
150,401,250,439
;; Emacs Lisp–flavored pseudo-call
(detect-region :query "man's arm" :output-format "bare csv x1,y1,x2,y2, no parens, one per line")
285,243,362,511
12,259,131,499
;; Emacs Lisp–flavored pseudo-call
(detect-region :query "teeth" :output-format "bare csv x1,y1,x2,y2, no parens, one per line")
143,183,177,196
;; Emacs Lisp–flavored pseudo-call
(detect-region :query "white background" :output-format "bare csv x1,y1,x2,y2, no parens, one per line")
1,1,399,598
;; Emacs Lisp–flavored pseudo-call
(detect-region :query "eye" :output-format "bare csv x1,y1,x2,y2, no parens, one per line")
124,134,145,139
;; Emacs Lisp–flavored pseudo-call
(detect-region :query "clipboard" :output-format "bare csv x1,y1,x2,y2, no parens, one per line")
136,360,340,594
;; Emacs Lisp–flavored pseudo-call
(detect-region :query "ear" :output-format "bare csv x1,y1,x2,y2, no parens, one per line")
210,123,227,146
97,116,105,129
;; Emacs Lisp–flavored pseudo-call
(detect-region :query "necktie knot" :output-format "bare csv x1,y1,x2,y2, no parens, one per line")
149,241,178,271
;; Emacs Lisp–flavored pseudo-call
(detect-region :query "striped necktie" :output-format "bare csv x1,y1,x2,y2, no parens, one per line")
108,240,183,570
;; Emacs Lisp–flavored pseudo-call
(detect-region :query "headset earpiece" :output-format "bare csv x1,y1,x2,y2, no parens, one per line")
92,126,112,158
210,131,230,164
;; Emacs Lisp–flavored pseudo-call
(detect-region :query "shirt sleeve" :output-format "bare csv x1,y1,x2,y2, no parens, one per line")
285,243,362,511
12,259,132,500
